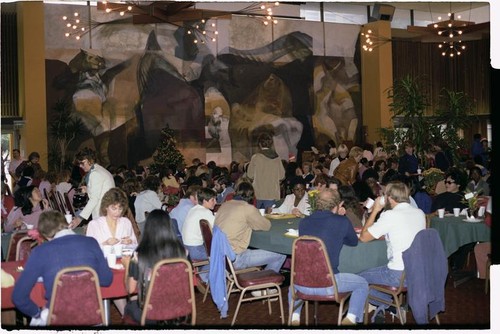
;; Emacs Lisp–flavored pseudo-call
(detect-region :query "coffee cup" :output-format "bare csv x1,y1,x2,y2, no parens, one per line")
453,208,460,217
113,244,123,257
364,198,375,209
379,196,386,206
477,206,486,217
437,208,445,218
259,208,265,216
64,214,72,224
106,253,117,268
102,245,113,258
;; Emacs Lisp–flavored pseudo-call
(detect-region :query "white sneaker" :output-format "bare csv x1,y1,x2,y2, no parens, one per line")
291,312,300,326
251,288,278,297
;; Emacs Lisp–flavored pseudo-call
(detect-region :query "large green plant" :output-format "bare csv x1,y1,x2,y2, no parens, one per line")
386,75,437,159
434,88,476,164
48,100,87,172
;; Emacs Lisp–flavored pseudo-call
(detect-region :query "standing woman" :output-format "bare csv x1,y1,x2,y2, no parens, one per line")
122,209,187,324
5,185,50,232
86,187,138,317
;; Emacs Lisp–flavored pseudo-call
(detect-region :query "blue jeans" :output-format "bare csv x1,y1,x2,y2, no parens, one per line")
256,200,275,210
288,273,369,323
234,249,286,273
358,265,405,309
185,245,209,282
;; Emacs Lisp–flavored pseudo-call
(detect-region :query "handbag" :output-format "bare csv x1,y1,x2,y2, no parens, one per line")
72,192,88,209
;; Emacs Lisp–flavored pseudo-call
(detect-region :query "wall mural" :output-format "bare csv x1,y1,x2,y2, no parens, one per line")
44,4,361,170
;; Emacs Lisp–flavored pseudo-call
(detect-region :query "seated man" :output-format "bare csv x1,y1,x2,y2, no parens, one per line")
214,182,286,292
181,187,217,282
359,180,426,322
270,178,311,217
290,188,369,326
213,175,235,204
12,210,112,325
169,184,201,235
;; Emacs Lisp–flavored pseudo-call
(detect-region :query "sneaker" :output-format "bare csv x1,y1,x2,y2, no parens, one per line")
291,312,300,326
341,317,356,326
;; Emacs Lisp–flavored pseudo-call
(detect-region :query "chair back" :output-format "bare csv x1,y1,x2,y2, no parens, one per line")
199,219,213,256
141,258,196,325
44,189,63,212
63,191,76,217
48,266,105,326
291,236,340,297
15,235,37,261
6,231,29,262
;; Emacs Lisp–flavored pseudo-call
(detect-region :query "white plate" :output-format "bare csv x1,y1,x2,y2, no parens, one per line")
463,218,483,223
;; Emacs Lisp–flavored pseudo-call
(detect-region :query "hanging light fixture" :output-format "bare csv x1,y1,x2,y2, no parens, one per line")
360,28,391,52
431,4,468,58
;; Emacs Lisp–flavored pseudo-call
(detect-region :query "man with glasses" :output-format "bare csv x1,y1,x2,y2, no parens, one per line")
71,148,115,228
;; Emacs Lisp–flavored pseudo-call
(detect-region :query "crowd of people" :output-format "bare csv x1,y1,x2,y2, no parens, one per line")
1,131,492,326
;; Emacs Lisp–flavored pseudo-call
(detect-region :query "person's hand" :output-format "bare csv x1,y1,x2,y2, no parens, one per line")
104,237,120,245
41,198,49,208
69,217,82,229
80,185,87,194
265,207,273,214
338,206,347,216
121,236,132,245
373,196,385,212
291,208,302,217
14,219,24,229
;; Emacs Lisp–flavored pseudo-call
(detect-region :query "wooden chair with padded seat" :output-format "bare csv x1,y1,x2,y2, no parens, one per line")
363,272,408,325
48,266,106,326
198,219,213,302
63,192,76,217
288,236,352,326
15,235,37,261
6,231,31,262
485,253,491,294
139,258,197,326
225,254,285,326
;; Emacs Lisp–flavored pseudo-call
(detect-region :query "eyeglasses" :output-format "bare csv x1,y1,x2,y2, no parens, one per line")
445,180,455,185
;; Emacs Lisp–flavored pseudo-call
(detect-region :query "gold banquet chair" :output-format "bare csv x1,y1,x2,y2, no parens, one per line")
48,266,106,326
288,236,352,326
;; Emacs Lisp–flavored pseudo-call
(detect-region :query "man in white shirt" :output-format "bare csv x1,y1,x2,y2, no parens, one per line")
182,187,217,282
359,180,426,322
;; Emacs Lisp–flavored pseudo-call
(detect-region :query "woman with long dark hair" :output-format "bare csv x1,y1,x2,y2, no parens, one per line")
5,185,49,232
122,209,186,324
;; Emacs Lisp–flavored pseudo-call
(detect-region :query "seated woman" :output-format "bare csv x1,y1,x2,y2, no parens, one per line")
338,185,364,229
270,178,310,217
431,167,468,213
86,187,138,317
5,185,50,232
122,209,187,324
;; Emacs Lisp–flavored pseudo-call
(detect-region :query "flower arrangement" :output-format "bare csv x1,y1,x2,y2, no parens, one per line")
307,189,320,213
422,167,445,194
462,190,480,214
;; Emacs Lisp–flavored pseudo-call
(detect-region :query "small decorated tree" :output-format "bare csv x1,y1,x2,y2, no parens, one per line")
149,124,185,175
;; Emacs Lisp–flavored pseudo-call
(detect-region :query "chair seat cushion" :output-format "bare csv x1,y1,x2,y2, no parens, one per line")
371,284,408,292
236,270,285,287
296,290,351,302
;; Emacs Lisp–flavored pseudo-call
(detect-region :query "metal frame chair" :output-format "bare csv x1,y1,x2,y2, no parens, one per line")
48,266,106,326
225,255,285,326
199,219,213,302
288,236,352,326
140,258,197,326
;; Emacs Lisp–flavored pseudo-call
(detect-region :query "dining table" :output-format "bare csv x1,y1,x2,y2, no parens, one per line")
1,258,129,326
430,214,491,287
249,214,388,274
430,214,490,257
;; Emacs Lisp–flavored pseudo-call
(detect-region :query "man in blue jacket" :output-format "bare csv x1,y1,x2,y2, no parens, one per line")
12,210,112,326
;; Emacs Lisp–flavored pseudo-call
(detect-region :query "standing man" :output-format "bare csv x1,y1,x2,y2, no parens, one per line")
290,188,369,326
359,181,426,322
397,141,419,177
71,148,115,228
8,149,23,189
247,133,285,210
214,182,286,277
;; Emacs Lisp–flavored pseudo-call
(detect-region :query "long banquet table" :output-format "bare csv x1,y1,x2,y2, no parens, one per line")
1,259,128,325
249,215,387,274
430,215,491,257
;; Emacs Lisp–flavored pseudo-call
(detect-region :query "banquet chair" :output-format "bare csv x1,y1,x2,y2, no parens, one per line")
225,255,285,326
55,191,68,214
288,236,352,326
48,266,105,326
199,219,213,302
6,231,30,262
139,258,196,326
63,192,76,217
15,235,37,261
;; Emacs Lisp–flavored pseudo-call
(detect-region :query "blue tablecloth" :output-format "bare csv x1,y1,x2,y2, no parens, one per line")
249,217,387,274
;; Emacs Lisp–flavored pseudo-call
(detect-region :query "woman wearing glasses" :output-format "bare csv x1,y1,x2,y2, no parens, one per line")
430,167,468,214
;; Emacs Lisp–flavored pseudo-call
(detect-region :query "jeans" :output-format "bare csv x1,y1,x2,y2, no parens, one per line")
256,200,275,210
358,265,405,309
234,249,286,274
288,273,369,323
185,245,209,282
